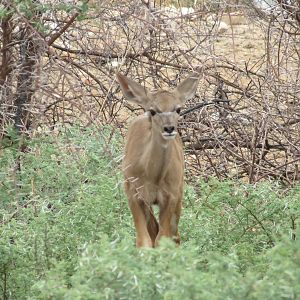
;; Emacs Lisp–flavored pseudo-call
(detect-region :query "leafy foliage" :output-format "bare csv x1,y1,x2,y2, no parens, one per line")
0,127,300,299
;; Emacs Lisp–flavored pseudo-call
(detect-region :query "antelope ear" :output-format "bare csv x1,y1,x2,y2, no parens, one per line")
174,73,199,104
116,73,150,109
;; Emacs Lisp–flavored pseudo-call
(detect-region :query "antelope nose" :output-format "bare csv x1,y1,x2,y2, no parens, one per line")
164,126,175,134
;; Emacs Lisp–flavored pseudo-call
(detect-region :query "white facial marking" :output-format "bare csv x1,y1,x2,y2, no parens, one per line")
160,112,173,116
162,132,177,140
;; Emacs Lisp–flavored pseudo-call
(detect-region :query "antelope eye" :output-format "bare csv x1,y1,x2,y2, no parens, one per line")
176,107,181,114
149,109,156,116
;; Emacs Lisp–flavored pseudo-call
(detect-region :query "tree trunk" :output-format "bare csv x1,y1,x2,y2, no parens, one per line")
13,28,38,133
0,6,14,133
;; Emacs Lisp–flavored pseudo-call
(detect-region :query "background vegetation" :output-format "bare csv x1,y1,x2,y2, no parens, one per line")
1,0,300,182
1,0,300,299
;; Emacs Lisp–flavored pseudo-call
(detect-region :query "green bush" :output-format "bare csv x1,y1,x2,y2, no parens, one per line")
0,127,299,299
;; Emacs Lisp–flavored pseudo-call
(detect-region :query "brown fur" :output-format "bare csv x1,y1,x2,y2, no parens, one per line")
117,73,199,247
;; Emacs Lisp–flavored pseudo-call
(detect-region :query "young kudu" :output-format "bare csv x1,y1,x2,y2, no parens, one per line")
117,73,199,248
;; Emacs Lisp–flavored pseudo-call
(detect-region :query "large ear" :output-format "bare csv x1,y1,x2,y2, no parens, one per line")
116,73,150,109
174,73,199,104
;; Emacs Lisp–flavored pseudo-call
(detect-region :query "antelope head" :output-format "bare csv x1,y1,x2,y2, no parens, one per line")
116,73,199,141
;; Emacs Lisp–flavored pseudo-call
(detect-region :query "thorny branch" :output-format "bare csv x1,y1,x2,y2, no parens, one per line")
1,0,300,184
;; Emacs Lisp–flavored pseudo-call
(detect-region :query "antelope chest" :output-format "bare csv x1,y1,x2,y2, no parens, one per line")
142,181,176,205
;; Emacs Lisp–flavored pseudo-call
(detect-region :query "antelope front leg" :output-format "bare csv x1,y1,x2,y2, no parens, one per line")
128,197,154,248
155,196,181,247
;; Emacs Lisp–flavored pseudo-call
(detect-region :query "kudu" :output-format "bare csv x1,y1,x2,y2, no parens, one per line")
117,72,199,248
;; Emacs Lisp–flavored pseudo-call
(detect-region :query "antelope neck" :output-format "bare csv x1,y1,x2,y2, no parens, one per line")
145,128,172,183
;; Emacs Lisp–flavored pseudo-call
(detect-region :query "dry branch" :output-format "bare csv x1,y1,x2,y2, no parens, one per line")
1,0,300,184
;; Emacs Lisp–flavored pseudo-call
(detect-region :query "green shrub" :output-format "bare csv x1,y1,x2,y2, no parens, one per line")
0,126,299,299
30,229,300,300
